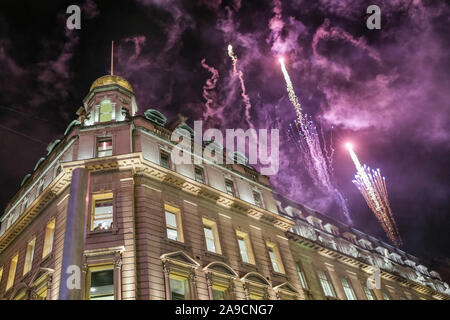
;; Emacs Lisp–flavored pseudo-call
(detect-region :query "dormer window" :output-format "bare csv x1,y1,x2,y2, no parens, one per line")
252,191,263,208
99,99,113,122
225,179,235,196
194,166,204,183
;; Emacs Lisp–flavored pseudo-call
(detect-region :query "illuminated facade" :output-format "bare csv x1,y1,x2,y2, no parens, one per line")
0,74,449,300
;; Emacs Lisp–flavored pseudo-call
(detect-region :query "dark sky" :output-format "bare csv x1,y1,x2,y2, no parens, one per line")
0,0,449,264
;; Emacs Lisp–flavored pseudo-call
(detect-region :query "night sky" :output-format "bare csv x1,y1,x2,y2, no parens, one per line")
0,1,449,266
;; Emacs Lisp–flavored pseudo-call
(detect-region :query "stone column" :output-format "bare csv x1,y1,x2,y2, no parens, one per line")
325,263,346,300
59,168,89,300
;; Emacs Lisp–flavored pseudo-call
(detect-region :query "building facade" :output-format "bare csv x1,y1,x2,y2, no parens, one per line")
0,74,448,300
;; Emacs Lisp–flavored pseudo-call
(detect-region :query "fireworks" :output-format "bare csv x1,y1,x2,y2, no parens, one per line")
281,58,352,224
346,143,402,246
227,44,255,130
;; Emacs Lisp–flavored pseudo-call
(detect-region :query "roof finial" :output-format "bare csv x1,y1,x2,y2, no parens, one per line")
110,41,114,76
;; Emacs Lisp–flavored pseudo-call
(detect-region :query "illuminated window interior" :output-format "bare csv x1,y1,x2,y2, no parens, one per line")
160,151,171,169
165,204,183,242
341,277,357,300
91,193,113,231
99,99,113,122
88,265,114,300
97,138,112,157
212,283,230,300
42,218,55,258
364,286,375,300
169,273,190,300
194,166,204,183
266,241,285,274
6,253,18,291
23,237,36,275
203,218,221,254
318,270,335,297
295,263,308,289
236,231,255,264
0,266,3,285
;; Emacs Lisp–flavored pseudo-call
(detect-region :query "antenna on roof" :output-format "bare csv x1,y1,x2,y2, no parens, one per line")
110,41,114,76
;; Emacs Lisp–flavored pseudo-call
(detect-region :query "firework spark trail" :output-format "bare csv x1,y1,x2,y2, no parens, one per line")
347,144,402,246
200,58,221,124
227,44,255,130
282,59,352,224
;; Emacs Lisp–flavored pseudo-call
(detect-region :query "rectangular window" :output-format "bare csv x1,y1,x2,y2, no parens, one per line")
97,138,112,157
165,204,183,242
170,274,190,300
249,292,264,300
212,284,229,300
203,218,221,254
23,237,36,275
295,263,308,289
318,270,335,298
99,100,113,122
382,291,390,300
6,253,18,291
266,241,285,274
194,166,204,183
364,286,375,300
236,231,255,264
87,265,114,300
42,218,56,258
225,179,235,196
253,191,262,207
160,151,171,169
0,266,3,285
341,277,357,300
91,193,114,231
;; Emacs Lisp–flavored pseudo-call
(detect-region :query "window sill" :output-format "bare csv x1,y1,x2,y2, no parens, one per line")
165,238,191,250
88,228,117,236
240,261,259,272
270,270,288,279
205,251,226,261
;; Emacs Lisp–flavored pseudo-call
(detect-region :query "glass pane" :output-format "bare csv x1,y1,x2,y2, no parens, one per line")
238,238,249,263
170,277,188,300
90,269,114,299
165,211,177,228
93,201,113,231
212,288,226,300
167,228,178,241
268,249,279,272
205,238,216,253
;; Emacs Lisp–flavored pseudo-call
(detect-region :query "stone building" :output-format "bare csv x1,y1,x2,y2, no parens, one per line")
0,74,448,300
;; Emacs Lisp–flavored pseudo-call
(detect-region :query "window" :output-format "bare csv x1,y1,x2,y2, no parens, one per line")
363,286,375,300
341,277,357,300
165,204,183,242
236,231,255,264
23,237,36,275
160,151,171,169
253,191,263,207
317,270,335,297
295,263,308,289
266,241,285,274
170,274,190,300
91,193,113,231
203,218,221,254
42,218,56,258
0,266,3,285
87,265,114,300
212,283,230,300
194,166,204,183
249,292,264,300
6,253,18,291
225,179,235,196
99,99,113,122
97,138,112,157
382,291,390,300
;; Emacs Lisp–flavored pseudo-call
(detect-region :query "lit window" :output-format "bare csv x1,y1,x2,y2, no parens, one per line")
249,292,264,300
253,191,263,207
236,231,255,264
91,193,113,231
0,266,3,285
87,265,114,300
203,218,221,254
160,151,171,169
97,138,112,157
341,277,357,300
23,237,36,275
318,270,335,297
165,204,183,242
99,99,113,122
382,291,390,300
170,274,190,300
194,166,204,183
212,284,230,300
225,179,235,196
42,218,56,258
295,263,308,289
266,242,285,274
364,286,375,300
6,253,18,291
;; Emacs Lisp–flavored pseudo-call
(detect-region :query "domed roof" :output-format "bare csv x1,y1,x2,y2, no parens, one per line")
89,75,134,93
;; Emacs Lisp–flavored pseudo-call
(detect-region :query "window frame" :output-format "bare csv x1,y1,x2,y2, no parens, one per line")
86,264,115,300
225,179,235,197
6,253,19,292
295,262,309,290
42,218,56,258
164,204,184,243
202,217,222,255
23,237,36,275
236,230,255,265
169,272,192,300
194,165,205,184
363,285,376,300
252,190,264,208
266,241,285,274
98,99,113,123
160,150,171,169
341,277,357,300
96,137,113,158
90,193,114,232
317,270,336,298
